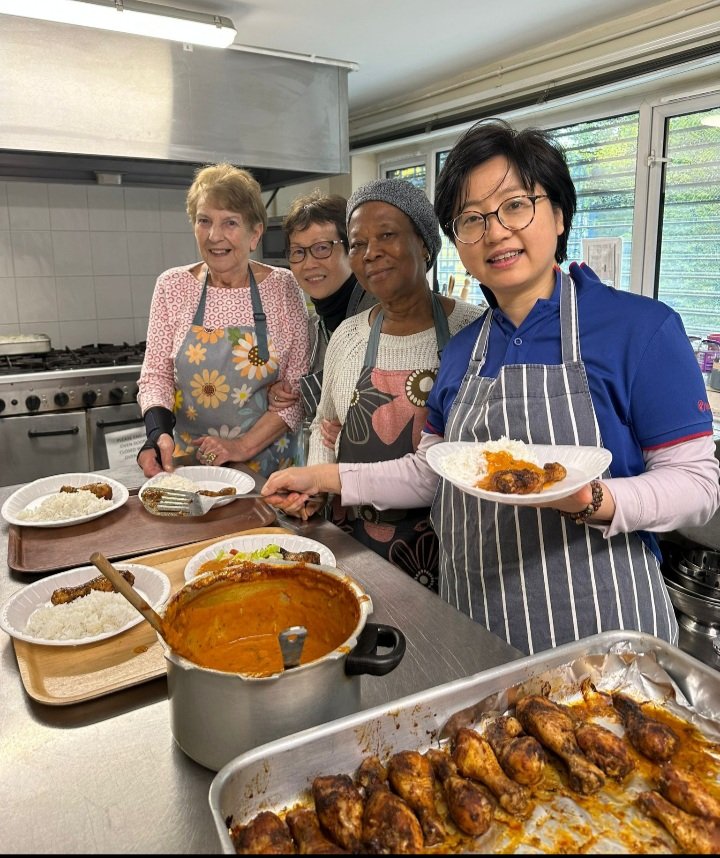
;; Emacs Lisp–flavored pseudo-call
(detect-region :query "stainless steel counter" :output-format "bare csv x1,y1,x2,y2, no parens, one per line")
0,466,521,854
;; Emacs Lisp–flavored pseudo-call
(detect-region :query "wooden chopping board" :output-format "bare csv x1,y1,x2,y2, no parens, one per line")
11,526,293,705
7,493,277,574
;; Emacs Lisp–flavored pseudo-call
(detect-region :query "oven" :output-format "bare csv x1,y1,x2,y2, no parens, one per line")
0,343,145,487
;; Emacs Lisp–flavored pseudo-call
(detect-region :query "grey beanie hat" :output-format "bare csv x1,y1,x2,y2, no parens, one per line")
346,179,442,271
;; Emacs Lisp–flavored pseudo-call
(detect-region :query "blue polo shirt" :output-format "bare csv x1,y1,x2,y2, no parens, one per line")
426,262,713,479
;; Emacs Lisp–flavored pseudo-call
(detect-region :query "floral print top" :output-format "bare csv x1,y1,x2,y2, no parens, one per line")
138,263,310,434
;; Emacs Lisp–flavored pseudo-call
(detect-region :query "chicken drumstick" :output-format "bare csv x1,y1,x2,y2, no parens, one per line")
484,715,546,786
425,747,494,836
387,750,446,845
356,755,424,854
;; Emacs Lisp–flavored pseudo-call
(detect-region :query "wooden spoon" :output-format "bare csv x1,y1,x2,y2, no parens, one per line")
90,551,168,641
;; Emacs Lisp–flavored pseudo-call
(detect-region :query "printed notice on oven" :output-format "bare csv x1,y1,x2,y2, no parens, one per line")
105,427,147,470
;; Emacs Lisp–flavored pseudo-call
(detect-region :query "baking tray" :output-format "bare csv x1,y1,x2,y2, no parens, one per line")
210,630,720,854
10,526,292,705
7,491,277,574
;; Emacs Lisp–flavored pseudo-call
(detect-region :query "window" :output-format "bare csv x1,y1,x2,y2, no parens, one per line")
385,163,426,188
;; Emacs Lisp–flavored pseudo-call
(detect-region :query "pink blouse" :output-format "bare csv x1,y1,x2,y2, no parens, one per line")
137,263,310,433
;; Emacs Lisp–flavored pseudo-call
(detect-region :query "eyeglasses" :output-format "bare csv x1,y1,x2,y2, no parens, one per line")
286,239,344,264
450,194,549,244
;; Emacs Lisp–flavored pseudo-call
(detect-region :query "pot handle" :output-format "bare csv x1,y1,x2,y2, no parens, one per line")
345,623,406,677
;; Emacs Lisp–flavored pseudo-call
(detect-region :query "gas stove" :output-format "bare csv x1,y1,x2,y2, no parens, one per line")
0,342,145,417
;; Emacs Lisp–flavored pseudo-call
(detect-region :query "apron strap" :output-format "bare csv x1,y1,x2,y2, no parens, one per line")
468,270,579,373
190,267,269,364
191,268,210,327
365,291,450,365
347,279,367,317
248,266,269,363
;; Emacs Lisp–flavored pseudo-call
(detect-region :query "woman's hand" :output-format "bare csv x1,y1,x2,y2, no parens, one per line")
267,380,299,413
194,435,238,468
536,480,613,523
320,418,342,449
138,433,174,477
260,464,340,498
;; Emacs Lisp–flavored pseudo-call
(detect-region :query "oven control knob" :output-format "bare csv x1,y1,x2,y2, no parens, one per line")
54,392,70,408
82,390,98,407
109,387,125,403
26,395,42,412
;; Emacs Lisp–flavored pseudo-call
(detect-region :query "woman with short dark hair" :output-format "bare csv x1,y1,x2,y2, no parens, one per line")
263,120,720,654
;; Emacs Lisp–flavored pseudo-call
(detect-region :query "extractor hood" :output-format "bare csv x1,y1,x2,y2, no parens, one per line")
0,16,350,190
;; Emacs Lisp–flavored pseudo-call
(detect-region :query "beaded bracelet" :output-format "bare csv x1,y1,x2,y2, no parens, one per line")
559,480,603,525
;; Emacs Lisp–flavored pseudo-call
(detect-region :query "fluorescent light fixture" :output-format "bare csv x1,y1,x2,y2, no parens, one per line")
701,115,720,128
0,0,237,48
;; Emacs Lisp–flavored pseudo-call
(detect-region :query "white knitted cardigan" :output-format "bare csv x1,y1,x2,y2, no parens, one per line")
308,299,484,464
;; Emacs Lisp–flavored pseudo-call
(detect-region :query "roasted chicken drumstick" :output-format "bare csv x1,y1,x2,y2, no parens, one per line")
311,773,364,853
356,755,424,854
638,790,720,854
573,720,635,780
612,693,679,762
229,810,295,854
515,695,605,795
285,808,347,854
484,715,546,786
425,748,494,836
453,727,533,816
387,750,446,845
658,763,720,819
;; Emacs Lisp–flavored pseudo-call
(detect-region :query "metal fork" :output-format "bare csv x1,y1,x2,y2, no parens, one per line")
141,487,230,517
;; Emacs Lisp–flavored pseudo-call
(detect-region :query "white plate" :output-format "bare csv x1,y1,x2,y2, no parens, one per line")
426,441,613,506
1,473,130,528
139,465,255,509
184,534,337,582
0,563,171,646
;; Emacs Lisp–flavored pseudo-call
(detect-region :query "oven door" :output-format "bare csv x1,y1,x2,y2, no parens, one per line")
89,402,144,471
0,411,90,487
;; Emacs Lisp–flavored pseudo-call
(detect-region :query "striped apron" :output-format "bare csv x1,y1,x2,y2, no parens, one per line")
172,268,296,477
431,272,678,655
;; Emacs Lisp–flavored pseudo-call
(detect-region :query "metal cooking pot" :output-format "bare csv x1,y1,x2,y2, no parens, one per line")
158,560,406,771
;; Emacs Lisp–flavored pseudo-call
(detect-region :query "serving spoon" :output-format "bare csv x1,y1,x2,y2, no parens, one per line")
90,551,168,641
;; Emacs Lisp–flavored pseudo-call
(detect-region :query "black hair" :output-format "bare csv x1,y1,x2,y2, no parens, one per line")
434,118,577,263
283,190,349,252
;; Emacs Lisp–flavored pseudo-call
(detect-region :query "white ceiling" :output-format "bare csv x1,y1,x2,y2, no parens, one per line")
164,0,665,113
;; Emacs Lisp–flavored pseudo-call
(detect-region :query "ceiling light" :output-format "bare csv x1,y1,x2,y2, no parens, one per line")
701,115,720,128
0,0,237,48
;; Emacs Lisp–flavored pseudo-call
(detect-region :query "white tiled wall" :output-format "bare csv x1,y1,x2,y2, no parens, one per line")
0,181,198,348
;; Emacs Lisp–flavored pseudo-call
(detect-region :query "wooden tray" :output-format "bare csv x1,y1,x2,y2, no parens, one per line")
7,493,277,574
11,527,292,705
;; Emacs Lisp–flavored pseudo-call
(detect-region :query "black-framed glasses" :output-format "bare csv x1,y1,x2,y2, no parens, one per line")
286,239,343,264
450,194,549,244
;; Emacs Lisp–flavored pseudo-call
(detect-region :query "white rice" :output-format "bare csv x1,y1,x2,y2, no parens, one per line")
443,437,540,485
149,474,200,493
25,590,137,641
17,489,112,522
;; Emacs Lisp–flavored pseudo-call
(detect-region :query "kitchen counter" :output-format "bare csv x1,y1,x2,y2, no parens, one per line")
0,466,521,854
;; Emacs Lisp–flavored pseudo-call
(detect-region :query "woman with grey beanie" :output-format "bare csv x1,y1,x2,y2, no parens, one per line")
266,178,482,591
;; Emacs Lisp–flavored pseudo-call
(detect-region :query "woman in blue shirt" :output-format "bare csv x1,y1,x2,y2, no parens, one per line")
264,118,720,656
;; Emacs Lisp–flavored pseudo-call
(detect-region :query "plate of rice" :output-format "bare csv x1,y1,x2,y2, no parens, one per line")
183,534,337,581
1,472,130,528
139,465,255,510
0,563,171,646
426,438,612,505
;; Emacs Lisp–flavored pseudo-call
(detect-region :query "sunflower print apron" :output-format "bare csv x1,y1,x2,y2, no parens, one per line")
172,268,296,477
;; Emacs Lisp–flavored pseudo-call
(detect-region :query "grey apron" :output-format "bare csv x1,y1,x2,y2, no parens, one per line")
431,272,678,655
333,292,451,591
